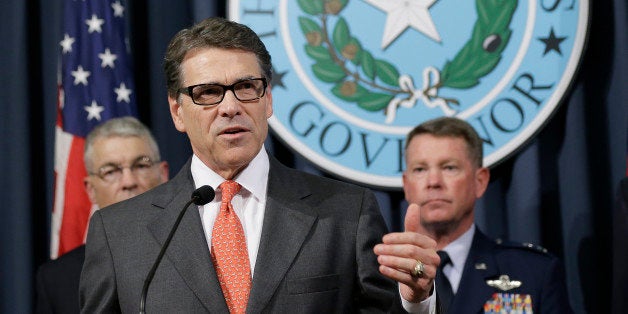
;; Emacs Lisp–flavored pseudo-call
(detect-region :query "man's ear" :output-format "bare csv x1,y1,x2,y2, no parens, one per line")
402,171,410,202
475,167,490,198
84,177,97,204
265,83,273,119
158,161,170,183
168,94,186,133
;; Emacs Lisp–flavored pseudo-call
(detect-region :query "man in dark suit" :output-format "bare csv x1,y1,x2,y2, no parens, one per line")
35,117,168,313
35,245,85,314
395,116,573,313
80,17,438,313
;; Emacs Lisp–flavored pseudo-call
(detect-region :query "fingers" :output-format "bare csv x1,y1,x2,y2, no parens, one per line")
379,230,437,249
376,255,436,302
376,253,437,280
373,202,440,302
374,242,437,264
374,240,440,299
378,263,434,287
375,246,439,272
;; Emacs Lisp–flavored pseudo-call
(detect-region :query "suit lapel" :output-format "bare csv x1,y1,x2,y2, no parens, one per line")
147,161,229,313
246,158,317,313
449,230,499,313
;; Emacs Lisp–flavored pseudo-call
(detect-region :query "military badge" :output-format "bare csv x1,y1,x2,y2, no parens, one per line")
229,0,589,189
486,274,522,291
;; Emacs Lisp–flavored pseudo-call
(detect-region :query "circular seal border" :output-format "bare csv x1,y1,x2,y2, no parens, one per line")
230,0,590,189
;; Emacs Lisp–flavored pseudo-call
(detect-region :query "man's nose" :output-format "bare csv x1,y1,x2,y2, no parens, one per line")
217,90,242,117
426,169,443,188
118,167,139,188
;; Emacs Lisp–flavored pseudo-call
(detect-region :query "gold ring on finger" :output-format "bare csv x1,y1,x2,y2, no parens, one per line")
411,260,425,277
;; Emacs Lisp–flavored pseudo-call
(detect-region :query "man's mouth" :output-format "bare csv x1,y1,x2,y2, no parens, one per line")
221,126,248,135
421,198,450,206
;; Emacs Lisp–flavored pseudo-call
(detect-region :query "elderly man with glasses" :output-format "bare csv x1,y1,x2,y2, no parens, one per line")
35,116,168,314
83,117,169,209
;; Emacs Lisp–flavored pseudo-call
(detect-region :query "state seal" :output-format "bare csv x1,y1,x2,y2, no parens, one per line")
229,0,589,189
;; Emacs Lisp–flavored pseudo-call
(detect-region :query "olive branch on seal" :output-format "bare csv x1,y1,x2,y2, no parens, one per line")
297,0,518,123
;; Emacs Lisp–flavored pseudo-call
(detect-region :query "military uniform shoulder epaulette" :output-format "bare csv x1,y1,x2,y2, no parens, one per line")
494,238,549,255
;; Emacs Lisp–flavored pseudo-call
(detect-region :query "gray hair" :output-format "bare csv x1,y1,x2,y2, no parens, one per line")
406,117,484,168
84,117,160,171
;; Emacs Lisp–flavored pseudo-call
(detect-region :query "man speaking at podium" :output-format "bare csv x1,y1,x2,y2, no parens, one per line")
80,17,440,313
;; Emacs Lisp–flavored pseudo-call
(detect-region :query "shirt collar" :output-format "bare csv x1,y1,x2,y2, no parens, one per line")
190,145,269,200
442,224,475,273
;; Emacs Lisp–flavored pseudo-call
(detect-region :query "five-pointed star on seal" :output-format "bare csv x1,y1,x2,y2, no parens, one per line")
538,27,567,56
271,66,288,89
363,0,441,49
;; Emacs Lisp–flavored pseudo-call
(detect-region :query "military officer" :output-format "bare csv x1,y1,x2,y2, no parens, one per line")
400,117,572,313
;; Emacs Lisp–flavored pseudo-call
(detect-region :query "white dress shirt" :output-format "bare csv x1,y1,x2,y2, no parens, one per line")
191,147,269,277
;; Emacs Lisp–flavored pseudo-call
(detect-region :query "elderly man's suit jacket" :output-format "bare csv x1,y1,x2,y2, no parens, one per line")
36,245,85,314
612,177,628,313
80,156,399,313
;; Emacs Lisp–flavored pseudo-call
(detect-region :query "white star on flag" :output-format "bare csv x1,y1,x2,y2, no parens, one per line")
60,34,75,54
111,1,125,17
71,65,91,85
114,82,132,103
86,14,105,33
84,100,105,121
98,48,117,68
363,0,441,49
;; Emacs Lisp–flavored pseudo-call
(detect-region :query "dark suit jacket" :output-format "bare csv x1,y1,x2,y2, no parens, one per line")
446,229,572,313
612,177,628,314
79,156,399,313
36,245,85,314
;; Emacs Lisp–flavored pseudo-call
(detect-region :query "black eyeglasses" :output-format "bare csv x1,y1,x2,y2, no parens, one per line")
89,156,160,183
178,77,268,106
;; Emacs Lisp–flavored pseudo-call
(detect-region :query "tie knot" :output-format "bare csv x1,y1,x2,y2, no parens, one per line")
437,250,451,269
220,180,241,203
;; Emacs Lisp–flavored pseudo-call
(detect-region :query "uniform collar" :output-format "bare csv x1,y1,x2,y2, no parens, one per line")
442,224,475,273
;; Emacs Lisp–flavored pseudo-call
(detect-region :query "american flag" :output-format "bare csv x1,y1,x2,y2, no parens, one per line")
52,0,137,258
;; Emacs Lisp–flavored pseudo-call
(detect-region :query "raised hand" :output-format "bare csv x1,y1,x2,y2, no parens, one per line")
374,203,440,303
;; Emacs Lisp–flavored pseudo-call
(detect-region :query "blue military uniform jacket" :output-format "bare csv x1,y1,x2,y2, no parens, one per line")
447,229,572,313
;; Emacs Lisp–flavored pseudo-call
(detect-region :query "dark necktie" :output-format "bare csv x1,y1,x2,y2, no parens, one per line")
436,250,454,314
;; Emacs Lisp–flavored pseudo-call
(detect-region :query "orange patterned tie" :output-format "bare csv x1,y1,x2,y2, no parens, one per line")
211,180,251,313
